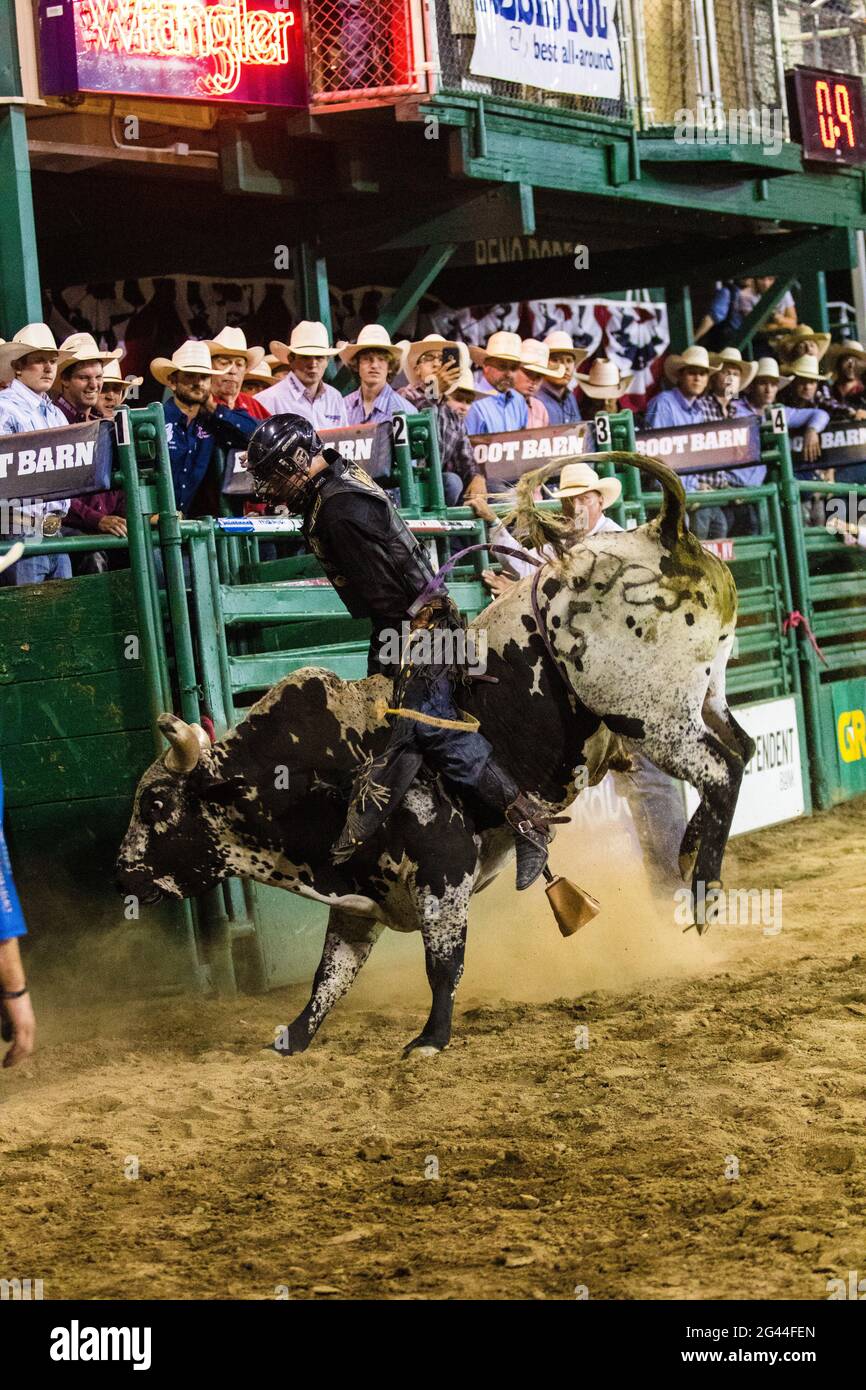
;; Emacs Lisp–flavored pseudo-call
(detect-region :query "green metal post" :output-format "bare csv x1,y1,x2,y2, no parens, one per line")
666,286,694,352
796,270,830,335
115,410,171,751
393,413,419,511
766,421,830,809
0,107,42,330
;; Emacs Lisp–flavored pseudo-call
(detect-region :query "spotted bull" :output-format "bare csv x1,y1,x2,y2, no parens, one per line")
117,451,753,1055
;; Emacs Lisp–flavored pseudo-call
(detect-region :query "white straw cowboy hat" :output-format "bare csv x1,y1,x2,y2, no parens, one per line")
57,332,122,372
752,357,791,387
518,339,567,381
787,353,831,383
776,324,831,362
270,321,345,362
663,343,712,384
203,326,264,369
404,333,460,385
0,323,60,373
0,542,24,577
339,324,406,370
708,346,758,390
544,331,589,366
150,339,214,387
101,359,143,392
826,338,866,372
556,461,622,509
469,329,524,368
242,360,274,387
575,357,634,399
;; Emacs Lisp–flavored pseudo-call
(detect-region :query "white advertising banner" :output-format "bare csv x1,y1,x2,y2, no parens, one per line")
684,696,806,837
469,0,622,100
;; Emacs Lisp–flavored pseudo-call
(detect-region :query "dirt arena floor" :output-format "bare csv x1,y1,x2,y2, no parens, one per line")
2,801,865,1301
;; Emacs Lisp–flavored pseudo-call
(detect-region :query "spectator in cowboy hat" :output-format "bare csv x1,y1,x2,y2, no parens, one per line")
574,357,634,418
151,339,260,514
540,331,587,424
398,337,485,504
242,360,275,396
463,330,529,443
98,360,143,419
776,324,831,365
779,354,835,507
827,339,866,416
469,460,623,583
643,344,710,429
744,357,791,413
53,332,122,424
0,324,71,587
686,348,758,541
56,335,132,571
257,321,348,428
513,340,568,429
341,325,417,427
206,326,269,422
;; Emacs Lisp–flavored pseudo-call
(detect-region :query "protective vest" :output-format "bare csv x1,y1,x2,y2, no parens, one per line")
303,455,436,621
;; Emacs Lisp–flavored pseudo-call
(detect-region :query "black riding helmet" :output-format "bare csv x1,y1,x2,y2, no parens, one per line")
244,413,326,511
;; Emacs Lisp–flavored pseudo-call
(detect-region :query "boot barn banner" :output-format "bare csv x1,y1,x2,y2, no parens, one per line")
0,420,113,503
469,0,622,99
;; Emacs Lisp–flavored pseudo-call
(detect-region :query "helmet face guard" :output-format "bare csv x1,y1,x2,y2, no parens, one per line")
244,415,324,513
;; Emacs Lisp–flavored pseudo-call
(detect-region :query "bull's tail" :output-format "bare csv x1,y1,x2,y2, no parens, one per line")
512,449,686,552
580,450,686,550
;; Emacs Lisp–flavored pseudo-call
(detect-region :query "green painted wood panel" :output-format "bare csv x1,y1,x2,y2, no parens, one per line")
2,729,155,807
0,569,141,642
0,666,149,744
0,628,141,684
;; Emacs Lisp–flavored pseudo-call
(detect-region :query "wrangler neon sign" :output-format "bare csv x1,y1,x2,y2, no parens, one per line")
39,0,308,106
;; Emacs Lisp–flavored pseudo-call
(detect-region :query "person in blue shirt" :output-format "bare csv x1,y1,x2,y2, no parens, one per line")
643,344,711,432
0,545,35,1066
150,340,259,514
339,326,419,427
538,331,586,424
464,331,529,437
0,323,71,587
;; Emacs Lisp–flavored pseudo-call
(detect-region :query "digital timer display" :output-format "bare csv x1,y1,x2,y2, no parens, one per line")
787,67,866,165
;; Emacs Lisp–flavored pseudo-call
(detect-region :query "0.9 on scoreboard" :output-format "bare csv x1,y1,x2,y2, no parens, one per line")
787,67,866,165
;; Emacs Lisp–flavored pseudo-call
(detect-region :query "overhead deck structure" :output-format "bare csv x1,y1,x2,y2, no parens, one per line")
1,1,866,338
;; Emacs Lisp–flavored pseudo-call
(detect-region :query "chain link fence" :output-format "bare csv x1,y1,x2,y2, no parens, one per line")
306,0,420,103
433,0,632,120
776,0,866,79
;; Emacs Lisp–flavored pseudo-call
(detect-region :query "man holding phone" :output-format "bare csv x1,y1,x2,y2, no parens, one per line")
399,335,486,504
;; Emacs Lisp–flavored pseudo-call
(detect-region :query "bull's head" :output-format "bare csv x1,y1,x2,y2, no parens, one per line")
115,714,246,905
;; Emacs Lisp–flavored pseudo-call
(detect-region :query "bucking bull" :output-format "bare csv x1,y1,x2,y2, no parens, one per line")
117,453,754,1056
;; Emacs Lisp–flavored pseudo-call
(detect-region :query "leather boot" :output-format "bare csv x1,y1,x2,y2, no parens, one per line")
474,759,566,890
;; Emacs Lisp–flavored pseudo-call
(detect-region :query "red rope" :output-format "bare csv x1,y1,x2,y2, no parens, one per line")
782,610,829,667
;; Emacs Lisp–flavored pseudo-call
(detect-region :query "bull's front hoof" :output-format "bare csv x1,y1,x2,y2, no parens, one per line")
402,1034,446,1059
265,1024,313,1057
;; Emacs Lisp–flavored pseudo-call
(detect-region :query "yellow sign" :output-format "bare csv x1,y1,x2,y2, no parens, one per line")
837,708,866,762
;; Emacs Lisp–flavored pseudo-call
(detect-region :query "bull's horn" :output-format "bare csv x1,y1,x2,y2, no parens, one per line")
158,714,210,774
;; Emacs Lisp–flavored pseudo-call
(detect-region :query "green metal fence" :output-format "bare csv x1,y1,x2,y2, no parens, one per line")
2,399,864,998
